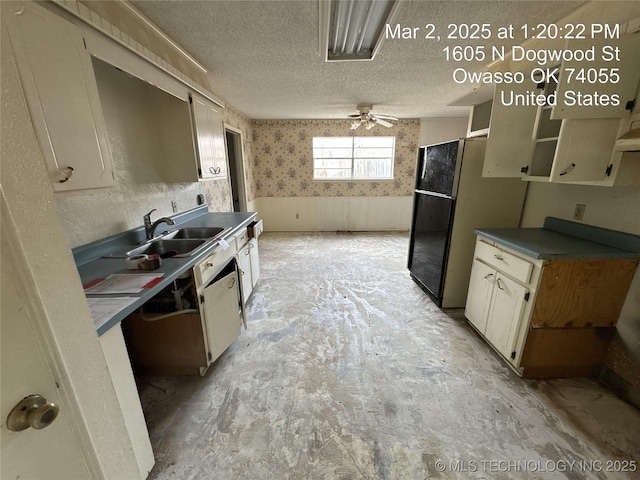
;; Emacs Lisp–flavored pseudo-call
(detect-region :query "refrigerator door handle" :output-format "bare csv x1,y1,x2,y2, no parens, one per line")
415,190,454,200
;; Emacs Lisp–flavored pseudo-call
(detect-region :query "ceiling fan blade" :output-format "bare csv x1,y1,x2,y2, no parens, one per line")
376,118,394,128
347,114,361,118
373,114,398,121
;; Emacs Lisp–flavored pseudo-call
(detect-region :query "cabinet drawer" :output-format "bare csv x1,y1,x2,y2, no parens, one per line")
475,241,533,284
248,219,263,238
235,228,249,250
195,245,235,289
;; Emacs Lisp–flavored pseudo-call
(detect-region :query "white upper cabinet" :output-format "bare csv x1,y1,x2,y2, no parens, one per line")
482,82,539,178
5,2,114,192
480,70,635,185
553,34,640,120
191,94,227,180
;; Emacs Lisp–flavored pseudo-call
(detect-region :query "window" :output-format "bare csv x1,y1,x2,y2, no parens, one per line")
313,136,395,180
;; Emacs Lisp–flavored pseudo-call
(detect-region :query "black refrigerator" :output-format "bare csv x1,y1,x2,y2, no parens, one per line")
407,138,526,308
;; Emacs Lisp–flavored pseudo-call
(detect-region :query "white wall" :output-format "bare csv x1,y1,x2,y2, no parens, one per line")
419,117,468,145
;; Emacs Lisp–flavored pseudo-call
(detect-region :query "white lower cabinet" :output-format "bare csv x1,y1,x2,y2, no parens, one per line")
237,242,253,304
465,236,639,378
249,238,261,288
235,225,262,304
465,259,529,361
484,274,528,361
237,238,261,303
465,260,495,333
122,226,262,375
200,267,241,363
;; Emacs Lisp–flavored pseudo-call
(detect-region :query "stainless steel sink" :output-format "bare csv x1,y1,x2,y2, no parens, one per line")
103,226,232,259
126,239,206,257
162,226,228,239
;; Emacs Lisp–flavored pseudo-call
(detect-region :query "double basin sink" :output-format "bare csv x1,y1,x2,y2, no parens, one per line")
111,226,231,258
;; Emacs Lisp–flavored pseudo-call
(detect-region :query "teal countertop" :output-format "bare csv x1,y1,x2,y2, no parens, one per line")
74,206,257,336
475,217,640,260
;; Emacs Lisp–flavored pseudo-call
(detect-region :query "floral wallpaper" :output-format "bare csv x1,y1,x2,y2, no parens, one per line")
250,119,420,197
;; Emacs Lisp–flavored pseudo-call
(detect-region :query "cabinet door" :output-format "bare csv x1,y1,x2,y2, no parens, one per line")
248,238,260,288
236,244,253,304
464,260,495,333
549,117,621,182
485,275,528,360
191,95,227,179
553,35,640,119
202,271,241,363
6,2,114,191
483,83,538,177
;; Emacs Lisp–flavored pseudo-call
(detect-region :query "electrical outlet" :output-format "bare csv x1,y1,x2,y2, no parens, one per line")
171,200,178,213
573,204,586,221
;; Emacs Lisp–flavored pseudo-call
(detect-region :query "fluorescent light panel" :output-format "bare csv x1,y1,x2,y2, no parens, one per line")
321,0,400,62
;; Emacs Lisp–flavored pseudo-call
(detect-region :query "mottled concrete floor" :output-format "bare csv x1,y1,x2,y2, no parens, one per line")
139,232,640,480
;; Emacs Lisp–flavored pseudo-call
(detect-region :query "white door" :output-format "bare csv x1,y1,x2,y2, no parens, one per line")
1,221,92,478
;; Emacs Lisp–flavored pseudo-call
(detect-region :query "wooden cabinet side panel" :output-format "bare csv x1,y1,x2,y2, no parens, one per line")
520,327,615,378
531,259,638,328
122,312,208,375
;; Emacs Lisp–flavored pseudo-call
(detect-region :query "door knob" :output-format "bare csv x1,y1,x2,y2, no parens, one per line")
6,394,60,431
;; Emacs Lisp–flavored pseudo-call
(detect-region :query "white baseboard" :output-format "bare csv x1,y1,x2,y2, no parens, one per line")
252,196,412,232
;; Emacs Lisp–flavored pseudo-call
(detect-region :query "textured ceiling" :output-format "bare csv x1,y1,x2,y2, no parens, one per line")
131,0,586,120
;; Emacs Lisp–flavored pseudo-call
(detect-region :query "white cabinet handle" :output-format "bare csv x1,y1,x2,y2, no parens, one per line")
496,278,505,290
493,253,504,261
483,273,494,281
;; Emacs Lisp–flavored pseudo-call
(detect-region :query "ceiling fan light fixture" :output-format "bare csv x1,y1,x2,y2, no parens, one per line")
347,104,396,130
319,0,403,62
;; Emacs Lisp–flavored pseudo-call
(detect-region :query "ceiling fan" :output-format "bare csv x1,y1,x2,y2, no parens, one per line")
348,105,397,130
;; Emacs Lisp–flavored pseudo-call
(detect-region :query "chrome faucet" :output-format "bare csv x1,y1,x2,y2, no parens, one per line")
143,209,175,240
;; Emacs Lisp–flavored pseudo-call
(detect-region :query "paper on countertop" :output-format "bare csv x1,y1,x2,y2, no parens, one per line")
83,273,164,294
86,296,139,330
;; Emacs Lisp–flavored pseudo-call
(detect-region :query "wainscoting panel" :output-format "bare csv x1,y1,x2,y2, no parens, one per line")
253,196,412,232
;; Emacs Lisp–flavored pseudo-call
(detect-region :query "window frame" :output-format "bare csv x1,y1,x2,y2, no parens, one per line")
312,136,395,181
